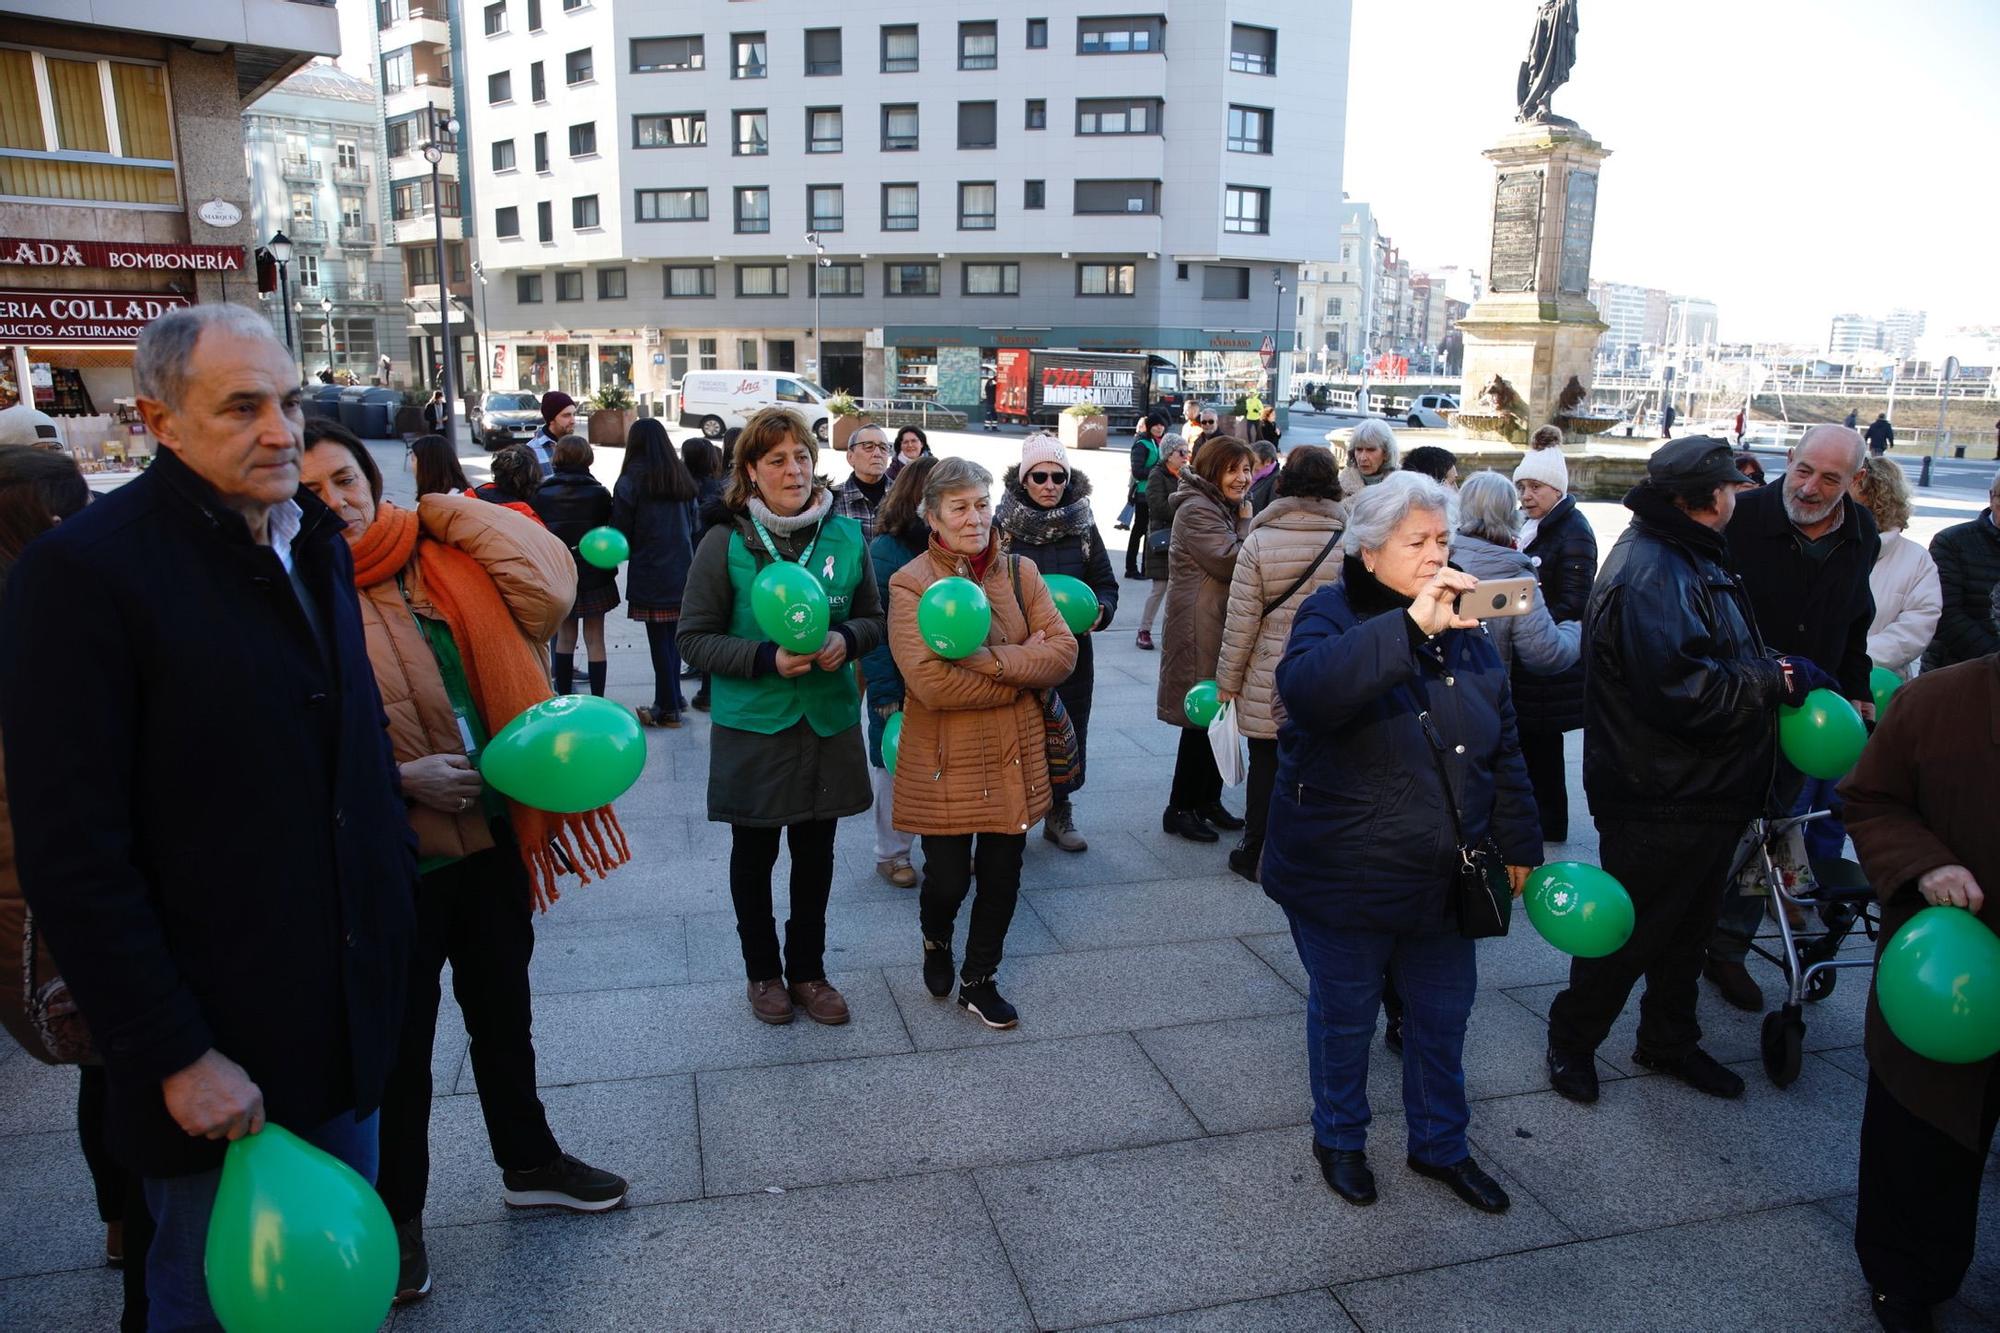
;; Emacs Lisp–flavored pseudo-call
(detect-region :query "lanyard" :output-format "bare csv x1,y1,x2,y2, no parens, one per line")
750,514,820,572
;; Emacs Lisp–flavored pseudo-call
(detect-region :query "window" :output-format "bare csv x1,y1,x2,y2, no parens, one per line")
1230,24,1276,74
1223,185,1269,234
1078,16,1164,53
634,113,705,148
488,71,513,103
664,265,715,297
1026,18,1048,48
732,33,767,79
572,194,600,228
537,200,553,242
959,21,997,70
1079,263,1137,296
391,177,458,220
735,186,770,233
1076,98,1161,135
569,122,596,156
882,183,918,231
1074,179,1160,214
958,182,996,230
808,184,844,232
598,268,627,299
807,107,842,153
483,2,506,36
736,264,789,297
386,114,419,159
527,0,541,29
963,262,1018,295
812,262,863,297
637,188,707,221
492,139,517,171
1204,265,1250,299
957,101,997,149
406,246,437,287
632,36,703,73
534,132,549,172
1227,105,1273,154
1025,99,1046,130
335,140,358,171
733,109,768,156
1023,179,1045,209
562,0,582,9
1327,297,1342,317
699,338,719,370
881,24,919,72
339,196,364,229
885,262,940,296
805,28,842,76
566,48,593,84
516,273,541,302
496,206,521,238
530,61,545,101
291,191,316,221
295,254,319,290
556,271,583,302
881,104,918,151
1177,262,1189,279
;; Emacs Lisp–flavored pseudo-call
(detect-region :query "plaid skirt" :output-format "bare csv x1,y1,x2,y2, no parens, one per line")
627,604,681,623
568,583,621,619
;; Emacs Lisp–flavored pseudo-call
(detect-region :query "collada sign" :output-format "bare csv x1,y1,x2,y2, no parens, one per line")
0,289,193,344
1,238,244,272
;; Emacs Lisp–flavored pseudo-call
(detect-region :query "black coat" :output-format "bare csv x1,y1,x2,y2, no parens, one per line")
1143,462,1180,580
0,450,415,1176
1865,418,1895,450
1512,494,1596,732
611,474,699,613
530,464,618,597
1922,510,2000,671
1583,484,1787,825
1725,479,1878,701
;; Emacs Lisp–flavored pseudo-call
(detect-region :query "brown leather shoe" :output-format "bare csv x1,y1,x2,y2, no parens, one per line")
1703,957,1764,1012
788,979,850,1025
748,978,795,1024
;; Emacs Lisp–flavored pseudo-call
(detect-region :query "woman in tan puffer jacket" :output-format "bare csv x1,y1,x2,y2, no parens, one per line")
889,457,1075,1031
1215,446,1346,881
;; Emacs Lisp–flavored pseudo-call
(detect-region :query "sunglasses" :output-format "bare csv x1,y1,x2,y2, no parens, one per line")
1200,418,1218,426
1026,468,1068,485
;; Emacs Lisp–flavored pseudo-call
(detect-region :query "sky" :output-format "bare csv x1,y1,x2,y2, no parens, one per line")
1343,0,2000,345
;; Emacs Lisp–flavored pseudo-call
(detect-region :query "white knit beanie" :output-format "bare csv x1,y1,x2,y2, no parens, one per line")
1020,432,1068,474
1513,442,1569,493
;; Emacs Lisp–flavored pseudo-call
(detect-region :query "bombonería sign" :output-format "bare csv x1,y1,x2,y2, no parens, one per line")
0,239,245,272
0,289,194,343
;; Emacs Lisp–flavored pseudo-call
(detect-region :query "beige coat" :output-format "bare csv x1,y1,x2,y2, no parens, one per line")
888,543,1077,836
1214,497,1346,739
356,493,575,862
1156,470,1249,727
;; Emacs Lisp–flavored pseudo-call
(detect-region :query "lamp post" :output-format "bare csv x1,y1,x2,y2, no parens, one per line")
268,230,295,368
1269,267,1287,408
804,231,828,381
421,113,461,445
471,259,492,394
319,297,334,377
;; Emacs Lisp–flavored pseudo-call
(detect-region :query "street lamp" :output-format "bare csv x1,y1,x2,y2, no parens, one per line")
805,231,829,382
471,259,492,395
268,230,295,366
421,113,461,445
1270,267,1287,407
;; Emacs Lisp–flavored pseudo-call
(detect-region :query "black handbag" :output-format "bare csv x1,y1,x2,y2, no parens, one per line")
1009,558,1082,792
1406,687,1512,939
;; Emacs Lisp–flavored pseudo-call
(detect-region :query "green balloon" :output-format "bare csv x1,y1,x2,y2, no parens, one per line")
1778,688,1869,780
750,563,830,652
1184,679,1221,728
1877,906,2000,1064
882,710,904,775
481,695,646,813
1869,665,1902,719
1524,861,1636,958
1042,574,1100,636
917,577,991,660
578,526,630,570
204,1124,397,1333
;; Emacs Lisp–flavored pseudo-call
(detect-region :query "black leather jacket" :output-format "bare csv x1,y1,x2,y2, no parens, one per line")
1582,484,1786,825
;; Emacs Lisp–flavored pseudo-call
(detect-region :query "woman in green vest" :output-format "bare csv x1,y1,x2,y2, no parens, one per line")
680,407,885,1027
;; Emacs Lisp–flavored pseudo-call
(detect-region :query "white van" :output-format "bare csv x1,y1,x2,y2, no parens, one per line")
676,371,834,441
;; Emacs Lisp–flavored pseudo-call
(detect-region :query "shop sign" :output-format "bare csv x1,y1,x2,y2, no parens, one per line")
197,200,244,228
0,289,193,344
0,238,244,272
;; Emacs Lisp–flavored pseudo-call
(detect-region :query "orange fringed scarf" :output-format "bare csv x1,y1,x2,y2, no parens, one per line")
351,502,631,910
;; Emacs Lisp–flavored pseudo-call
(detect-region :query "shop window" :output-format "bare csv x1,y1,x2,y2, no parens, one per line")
599,345,632,390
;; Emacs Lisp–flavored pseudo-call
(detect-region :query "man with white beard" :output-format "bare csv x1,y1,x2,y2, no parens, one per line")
1704,424,1880,1011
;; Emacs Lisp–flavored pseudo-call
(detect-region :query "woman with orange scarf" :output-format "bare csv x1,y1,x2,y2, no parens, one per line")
299,420,631,1307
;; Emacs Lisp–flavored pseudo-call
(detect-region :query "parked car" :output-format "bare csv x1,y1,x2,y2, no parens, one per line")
472,391,545,450
1398,393,1459,429
677,371,833,442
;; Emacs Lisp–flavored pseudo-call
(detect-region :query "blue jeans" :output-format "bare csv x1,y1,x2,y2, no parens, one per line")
1286,910,1476,1167
143,1110,379,1333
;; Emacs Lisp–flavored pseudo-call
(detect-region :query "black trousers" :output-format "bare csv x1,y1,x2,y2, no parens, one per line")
377,837,560,1224
1856,1069,2000,1302
1546,818,1741,1060
1052,637,1095,800
1169,726,1223,810
643,621,686,714
1244,737,1279,844
919,832,1026,982
728,820,837,983
1518,726,1571,843
79,1065,153,1331
1126,499,1149,577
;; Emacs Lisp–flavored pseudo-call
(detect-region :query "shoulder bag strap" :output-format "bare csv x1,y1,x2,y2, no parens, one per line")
1398,680,1469,853
1262,530,1344,619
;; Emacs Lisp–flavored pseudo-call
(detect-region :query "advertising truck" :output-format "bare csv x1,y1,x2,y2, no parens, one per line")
994,349,1182,433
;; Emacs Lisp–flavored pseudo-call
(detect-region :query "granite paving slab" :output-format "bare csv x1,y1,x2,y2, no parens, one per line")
1022,876,1289,951
1075,1289,1357,1333
0,1265,124,1333
526,912,689,994
0,1129,109,1281
681,890,1063,984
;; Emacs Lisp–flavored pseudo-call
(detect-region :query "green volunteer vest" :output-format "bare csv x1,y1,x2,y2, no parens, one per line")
1134,438,1161,494
711,516,866,737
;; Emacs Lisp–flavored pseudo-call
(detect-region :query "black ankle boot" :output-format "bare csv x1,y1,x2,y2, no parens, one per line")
1227,836,1262,882
553,653,575,694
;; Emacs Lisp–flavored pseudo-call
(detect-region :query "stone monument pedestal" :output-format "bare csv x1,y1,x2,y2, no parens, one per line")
1455,122,1610,445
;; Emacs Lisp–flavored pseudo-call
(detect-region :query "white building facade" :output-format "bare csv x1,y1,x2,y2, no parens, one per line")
456,0,1350,411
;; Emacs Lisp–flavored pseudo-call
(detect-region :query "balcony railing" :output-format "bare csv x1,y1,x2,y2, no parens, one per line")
390,205,460,223
332,162,372,186
338,223,377,247
281,156,320,181
334,282,385,303
286,220,328,242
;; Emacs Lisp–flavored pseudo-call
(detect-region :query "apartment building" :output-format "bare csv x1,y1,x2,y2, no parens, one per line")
457,0,1350,412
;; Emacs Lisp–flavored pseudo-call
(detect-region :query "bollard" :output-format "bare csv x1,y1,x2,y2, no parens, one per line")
1920,454,1933,488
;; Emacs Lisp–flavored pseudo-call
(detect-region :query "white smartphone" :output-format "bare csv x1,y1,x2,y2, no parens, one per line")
1457,576,1538,620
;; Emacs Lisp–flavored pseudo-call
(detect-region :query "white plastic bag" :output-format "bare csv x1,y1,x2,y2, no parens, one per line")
1209,700,1248,787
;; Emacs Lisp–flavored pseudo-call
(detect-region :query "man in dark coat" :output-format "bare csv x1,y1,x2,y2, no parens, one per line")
0,306,415,1328
1706,424,1879,1010
1921,471,2000,672
1545,437,1834,1106
1866,413,1895,455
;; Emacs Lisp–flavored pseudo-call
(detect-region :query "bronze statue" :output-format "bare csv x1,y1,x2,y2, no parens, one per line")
1517,0,1580,125
1556,375,1588,414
